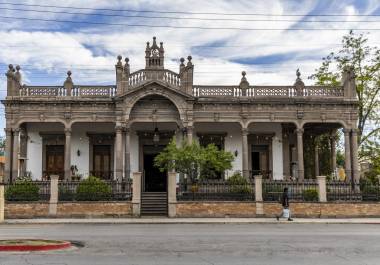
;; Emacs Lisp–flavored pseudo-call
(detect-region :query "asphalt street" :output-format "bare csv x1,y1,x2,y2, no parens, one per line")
0,223,379,265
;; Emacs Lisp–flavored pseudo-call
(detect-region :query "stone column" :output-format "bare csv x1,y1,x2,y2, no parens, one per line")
115,125,124,181
132,172,141,216
314,141,319,177
282,133,290,178
317,176,327,202
48,175,59,216
343,129,352,182
0,176,4,222
351,129,360,183
124,128,131,180
330,132,337,177
64,128,72,180
242,128,249,178
4,128,12,183
187,126,193,145
296,128,304,181
168,172,177,217
254,175,264,216
11,128,20,180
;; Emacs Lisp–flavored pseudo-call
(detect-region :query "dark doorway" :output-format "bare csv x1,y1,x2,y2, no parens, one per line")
143,146,167,192
92,145,112,180
45,145,64,180
251,145,270,178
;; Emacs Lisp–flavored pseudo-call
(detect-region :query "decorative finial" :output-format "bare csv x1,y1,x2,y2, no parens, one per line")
242,71,246,77
296,68,301,79
180,57,185,64
16,65,20,71
125,57,129,64
117,55,122,61
67,70,72,77
8,64,13,70
187,55,192,62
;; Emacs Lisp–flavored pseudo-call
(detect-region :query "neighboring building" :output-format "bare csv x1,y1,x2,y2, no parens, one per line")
2,37,359,192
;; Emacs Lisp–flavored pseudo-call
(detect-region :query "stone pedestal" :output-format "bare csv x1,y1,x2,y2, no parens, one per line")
168,172,177,217
317,176,327,202
132,172,142,216
49,175,59,216
0,176,4,222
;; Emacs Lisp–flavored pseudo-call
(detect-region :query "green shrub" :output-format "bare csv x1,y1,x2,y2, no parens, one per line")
303,189,319,202
5,181,39,201
58,186,75,201
75,176,112,201
227,172,251,193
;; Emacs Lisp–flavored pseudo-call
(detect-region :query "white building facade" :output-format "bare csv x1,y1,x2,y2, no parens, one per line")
3,37,360,193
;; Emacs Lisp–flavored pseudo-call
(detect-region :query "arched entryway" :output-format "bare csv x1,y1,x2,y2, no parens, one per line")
128,94,183,215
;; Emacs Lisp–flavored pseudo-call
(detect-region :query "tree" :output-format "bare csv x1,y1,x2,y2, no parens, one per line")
154,138,234,183
310,31,380,163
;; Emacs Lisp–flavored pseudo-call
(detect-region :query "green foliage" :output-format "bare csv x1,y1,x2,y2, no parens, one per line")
5,180,39,201
75,176,112,201
226,172,251,193
154,138,234,182
310,31,380,165
58,186,75,201
302,189,319,202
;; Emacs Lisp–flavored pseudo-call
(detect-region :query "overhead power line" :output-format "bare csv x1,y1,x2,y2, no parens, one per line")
0,2,380,17
1,15,380,30
0,6,379,23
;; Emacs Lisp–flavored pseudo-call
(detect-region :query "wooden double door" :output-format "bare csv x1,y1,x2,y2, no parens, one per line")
92,145,112,180
46,145,64,180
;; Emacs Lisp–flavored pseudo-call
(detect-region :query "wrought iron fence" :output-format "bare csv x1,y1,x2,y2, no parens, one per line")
58,179,132,201
4,180,50,201
263,180,319,202
327,181,380,202
177,179,255,201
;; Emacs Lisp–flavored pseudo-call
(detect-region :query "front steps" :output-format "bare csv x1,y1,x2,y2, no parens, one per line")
141,192,168,216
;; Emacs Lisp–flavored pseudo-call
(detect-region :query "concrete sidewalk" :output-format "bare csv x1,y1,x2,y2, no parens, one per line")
2,217,380,225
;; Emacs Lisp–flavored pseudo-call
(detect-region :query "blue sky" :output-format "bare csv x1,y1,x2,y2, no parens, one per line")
1,0,380,135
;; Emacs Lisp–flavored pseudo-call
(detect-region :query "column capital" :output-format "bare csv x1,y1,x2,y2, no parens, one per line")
64,128,72,135
4,128,12,135
115,125,124,133
123,127,131,134
13,127,20,134
343,128,351,134
242,128,249,136
296,128,304,134
351,128,359,135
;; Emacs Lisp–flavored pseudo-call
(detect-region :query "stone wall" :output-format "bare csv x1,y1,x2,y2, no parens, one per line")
5,202,132,219
176,202,257,217
5,202,49,219
176,202,380,218
5,201,380,218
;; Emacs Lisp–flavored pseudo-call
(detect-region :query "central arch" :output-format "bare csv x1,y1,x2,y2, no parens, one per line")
128,94,182,193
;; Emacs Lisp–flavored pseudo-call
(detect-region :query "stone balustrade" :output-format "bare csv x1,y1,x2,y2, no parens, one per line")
193,85,344,98
19,85,117,98
129,69,181,88
15,83,343,99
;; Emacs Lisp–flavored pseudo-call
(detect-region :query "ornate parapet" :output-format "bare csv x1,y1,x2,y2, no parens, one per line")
193,85,344,98
18,85,117,98
128,69,181,89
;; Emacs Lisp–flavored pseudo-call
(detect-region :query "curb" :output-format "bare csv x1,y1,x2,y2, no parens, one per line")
0,240,71,252
2,218,380,225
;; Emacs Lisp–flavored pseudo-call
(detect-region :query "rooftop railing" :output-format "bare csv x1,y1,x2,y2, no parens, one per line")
19,85,117,98
193,85,344,98
16,81,344,99
129,69,181,88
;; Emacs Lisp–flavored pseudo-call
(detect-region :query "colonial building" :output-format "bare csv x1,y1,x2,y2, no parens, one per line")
2,37,359,192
